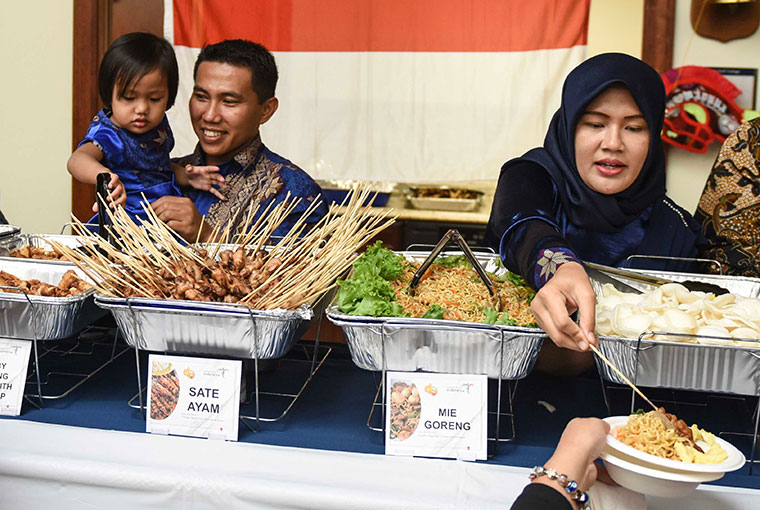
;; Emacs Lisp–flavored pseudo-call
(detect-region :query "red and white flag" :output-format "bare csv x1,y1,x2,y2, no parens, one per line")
165,0,589,182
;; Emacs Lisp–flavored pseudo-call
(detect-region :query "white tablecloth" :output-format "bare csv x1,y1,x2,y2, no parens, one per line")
0,420,758,509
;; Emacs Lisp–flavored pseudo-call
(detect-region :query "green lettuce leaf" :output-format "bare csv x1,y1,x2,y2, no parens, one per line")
422,304,446,319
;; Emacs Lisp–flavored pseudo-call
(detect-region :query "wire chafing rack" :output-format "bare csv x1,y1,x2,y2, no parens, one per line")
96,294,331,432
0,260,127,408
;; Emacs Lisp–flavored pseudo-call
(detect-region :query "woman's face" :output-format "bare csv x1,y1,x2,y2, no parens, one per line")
574,86,650,195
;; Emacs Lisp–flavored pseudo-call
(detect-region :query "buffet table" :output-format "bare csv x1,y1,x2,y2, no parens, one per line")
1,341,759,508
2,419,759,510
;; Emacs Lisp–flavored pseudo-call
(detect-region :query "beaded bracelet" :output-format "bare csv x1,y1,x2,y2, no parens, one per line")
530,465,590,509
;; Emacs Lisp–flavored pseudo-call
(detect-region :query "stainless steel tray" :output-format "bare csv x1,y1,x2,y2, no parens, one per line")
95,295,314,360
0,259,104,340
327,250,545,379
0,234,83,266
593,269,760,395
406,196,482,212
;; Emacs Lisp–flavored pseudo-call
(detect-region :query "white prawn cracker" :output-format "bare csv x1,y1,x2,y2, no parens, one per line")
595,283,760,347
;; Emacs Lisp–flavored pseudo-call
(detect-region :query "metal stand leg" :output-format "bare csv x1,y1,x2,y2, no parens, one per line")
239,310,331,430
751,396,759,475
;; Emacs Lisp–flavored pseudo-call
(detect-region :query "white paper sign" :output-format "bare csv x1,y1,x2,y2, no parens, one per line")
147,354,241,441
0,338,32,416
385,372,487,460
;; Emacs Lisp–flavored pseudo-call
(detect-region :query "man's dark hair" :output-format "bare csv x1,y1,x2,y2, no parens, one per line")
193,39,278,103
98,32,179,109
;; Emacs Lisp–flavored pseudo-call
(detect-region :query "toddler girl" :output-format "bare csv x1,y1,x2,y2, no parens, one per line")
68,32,226,224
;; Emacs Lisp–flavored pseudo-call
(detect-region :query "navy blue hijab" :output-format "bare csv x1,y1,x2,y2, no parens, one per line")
516,53,667,233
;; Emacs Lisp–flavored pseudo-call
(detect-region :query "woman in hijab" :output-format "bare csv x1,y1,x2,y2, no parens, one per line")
486,53,703,374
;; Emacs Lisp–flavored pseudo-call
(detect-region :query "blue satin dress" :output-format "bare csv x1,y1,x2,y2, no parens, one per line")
79,109,182,225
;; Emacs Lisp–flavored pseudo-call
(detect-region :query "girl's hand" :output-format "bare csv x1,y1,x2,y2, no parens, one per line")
529,261,597,351
185,164,226,201
91,173,126,212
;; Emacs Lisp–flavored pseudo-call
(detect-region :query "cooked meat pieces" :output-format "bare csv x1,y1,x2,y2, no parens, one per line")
142,248,284,304
9,245,68,260
0,269,90,297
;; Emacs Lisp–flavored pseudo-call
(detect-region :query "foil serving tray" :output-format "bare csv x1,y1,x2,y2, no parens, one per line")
593,269,760,395
0,234,84,266
326,250,546,379
95,295,314,360
0,259,103,340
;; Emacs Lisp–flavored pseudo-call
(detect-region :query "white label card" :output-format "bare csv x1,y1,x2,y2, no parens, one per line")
146,354,241,441
385,371,487,460
0,338,32,416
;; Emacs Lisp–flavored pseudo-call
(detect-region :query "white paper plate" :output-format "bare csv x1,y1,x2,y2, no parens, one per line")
601,448,720,498
604,416,746,473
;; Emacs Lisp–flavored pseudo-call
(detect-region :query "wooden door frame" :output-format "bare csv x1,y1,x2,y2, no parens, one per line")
72,0,109,222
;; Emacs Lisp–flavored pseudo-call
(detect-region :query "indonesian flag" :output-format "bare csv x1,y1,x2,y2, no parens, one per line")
164,0,589,182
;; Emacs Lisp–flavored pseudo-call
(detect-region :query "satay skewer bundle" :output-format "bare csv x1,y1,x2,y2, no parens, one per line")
50,185,395,310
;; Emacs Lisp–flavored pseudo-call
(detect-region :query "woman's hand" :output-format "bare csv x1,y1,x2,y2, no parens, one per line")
185,164,226,201
529,261,597,351
538,417,610,497
91,173,126,212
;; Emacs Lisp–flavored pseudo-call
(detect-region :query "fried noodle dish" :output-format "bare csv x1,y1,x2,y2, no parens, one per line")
391,261,535,324
337,242,536,326
616,408,727,464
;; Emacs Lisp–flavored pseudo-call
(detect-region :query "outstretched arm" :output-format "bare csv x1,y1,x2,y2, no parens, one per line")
529,261,598,351
67,143,125,211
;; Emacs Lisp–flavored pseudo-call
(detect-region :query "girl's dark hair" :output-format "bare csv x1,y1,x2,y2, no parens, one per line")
193,39,277,103
98,32,179,109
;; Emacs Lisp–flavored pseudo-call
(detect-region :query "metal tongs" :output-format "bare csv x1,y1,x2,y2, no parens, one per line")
407,229,500,308
584,261,729,295
96,172,117,248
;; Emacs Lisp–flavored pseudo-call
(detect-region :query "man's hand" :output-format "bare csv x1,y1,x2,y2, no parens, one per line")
150,196,209,242
529,261,597,351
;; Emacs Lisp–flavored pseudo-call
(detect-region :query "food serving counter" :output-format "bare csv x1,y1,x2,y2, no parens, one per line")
2,418,759,510
2,341,760,507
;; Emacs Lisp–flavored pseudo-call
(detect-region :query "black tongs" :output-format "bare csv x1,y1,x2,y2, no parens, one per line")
96,172,116,248
407,229,500,308
584,261,729,296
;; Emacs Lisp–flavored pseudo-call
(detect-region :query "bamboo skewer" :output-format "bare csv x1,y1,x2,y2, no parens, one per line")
56,183,394,310
589,344,658,411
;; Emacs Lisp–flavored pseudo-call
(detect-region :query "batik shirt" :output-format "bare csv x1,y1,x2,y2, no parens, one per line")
79,109,181,224
178,135,327,238
695,117,760,276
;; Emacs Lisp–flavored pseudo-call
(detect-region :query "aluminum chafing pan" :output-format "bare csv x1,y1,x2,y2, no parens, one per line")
95,295,314,360
593,269,760,395
0,234,83,266
326,250,546,379
0,259,104,340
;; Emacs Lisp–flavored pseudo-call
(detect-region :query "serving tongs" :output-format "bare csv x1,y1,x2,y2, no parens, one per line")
87,171,121,258
407,229,500,308
584,261,729,296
